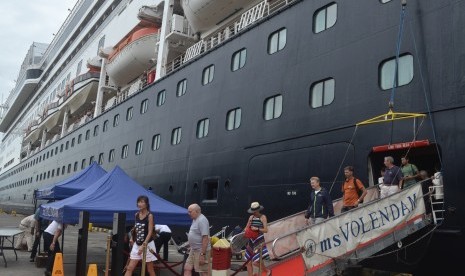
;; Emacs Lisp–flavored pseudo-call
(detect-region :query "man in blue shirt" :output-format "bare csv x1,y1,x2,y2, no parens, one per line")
380,156,403,198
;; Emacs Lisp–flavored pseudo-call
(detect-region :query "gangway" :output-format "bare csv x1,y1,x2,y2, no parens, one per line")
231,180,443,276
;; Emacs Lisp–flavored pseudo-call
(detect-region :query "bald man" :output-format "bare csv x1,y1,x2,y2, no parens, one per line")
184,204,211,276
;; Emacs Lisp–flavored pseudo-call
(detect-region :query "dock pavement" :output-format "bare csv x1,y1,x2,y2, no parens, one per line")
0,212,249,276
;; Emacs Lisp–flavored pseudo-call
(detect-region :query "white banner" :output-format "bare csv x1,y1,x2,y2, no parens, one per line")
296,184,425,271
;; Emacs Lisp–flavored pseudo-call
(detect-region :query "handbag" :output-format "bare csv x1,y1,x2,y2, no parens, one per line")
244,227,259,239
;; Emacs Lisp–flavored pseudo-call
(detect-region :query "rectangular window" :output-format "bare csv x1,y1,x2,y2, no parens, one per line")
71,138,75,147
135,140,143,155
196,118,210,138
268,28,287,54
171,127,182,145
126,107,133,121
98,153,104,164
231,48,247,71
103,120,109,132
264,95,283,120
74,162,78,172
113,114,120,127
157,90,166,106
89,156,95,164
202,178,219,203
176,79,187,97
310,78,335,108
140,99,148,114
121,145,128,159
202,65,215,85
380,54,414,90
81,159,87,169
314,3,338,33
226,108,242,130
108,149,115,162
76,60,83,77
152,134,161,151
85,130,90,140
93,125,99,136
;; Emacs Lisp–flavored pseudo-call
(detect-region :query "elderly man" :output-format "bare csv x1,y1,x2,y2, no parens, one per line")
380,156,403,198
184,204,211,276
15,214,35,251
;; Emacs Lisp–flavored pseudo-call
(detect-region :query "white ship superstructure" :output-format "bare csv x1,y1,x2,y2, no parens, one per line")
0,0,267,173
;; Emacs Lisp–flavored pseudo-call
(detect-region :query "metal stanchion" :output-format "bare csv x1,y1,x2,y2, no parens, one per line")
141,243,147,276
105,230,112,276
258,243,263,276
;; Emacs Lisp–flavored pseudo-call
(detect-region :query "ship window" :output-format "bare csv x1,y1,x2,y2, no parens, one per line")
85,130,90,140
65,141,69,150
126,107,133,121
52,170,55,177
74,162,78,172
89,156,95,164
121,145,128,159
314,3,338,33
47,152,49,159
60,144,64,152
78,134,82,144
62,166,66,175
157,90,166,106
135,140,144,155
379,54,414,90
76,60,83,77
380,0,393,3
176,79,187,97
93,125,99,136
57,167,60,176
264,94,283,120
103,120,109,132
97,35,105,55
152,134,161,151
51,150,53,157
140,99,148,114
67,164,71,174
231,48,247,71
196,118,210,139
202,178,218,203
98,153,104,164
47,171,50,178
202,65,215,85
171,127,182,145
268,28,287,54
113,114,120,127
71,138,75,147
81,159,87,169
311,78,334,108
108,149,115,162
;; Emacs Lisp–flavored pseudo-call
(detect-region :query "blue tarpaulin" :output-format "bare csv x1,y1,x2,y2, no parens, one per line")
35,162,107,200
40,166,191,226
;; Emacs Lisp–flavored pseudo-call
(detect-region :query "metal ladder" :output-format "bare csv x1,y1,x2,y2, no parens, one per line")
429,185,445,224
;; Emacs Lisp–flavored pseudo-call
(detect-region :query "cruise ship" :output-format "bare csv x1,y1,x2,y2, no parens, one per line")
0,0,463,274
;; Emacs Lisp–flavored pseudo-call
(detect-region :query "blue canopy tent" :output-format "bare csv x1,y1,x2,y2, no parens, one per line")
35,162,107,200
40,166,191,226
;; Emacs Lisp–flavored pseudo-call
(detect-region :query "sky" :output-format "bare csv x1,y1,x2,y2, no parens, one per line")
0,0,78,103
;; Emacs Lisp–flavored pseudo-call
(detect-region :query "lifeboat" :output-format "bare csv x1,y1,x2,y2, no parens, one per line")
105,26,159,87
138,4,163,28
182,0,252,33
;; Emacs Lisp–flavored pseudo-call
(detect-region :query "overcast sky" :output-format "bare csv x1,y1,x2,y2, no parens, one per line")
0,0,77,103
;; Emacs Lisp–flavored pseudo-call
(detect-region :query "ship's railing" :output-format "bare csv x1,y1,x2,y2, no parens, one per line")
166,0,295,73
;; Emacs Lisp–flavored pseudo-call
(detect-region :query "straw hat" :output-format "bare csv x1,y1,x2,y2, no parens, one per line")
247,202,264,213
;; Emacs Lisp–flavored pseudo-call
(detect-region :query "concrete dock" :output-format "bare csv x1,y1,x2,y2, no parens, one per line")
0,212,249,276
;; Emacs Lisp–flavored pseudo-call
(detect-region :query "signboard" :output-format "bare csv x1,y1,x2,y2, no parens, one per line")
296,184,425,272
372,140,430,152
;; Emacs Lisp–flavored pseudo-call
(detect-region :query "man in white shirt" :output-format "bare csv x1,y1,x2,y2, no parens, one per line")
43,220,65,276
154,224,172,261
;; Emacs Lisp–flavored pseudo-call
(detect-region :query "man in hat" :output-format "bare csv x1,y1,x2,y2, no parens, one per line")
305,177,334,224
184,203,211,276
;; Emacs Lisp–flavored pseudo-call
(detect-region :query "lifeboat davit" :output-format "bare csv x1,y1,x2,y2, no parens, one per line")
86,56,102,72
106,27,159,87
